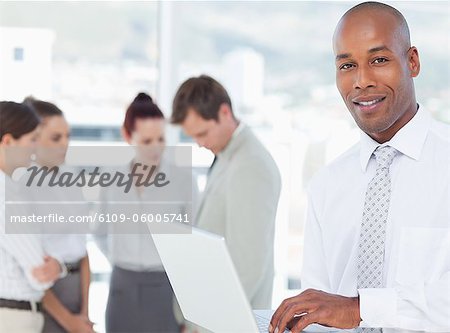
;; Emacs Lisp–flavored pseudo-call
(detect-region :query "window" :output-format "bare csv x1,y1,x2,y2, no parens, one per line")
0,2,159,136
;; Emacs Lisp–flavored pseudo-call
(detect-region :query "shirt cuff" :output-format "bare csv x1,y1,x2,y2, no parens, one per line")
55,256,67,279
358,288,397,328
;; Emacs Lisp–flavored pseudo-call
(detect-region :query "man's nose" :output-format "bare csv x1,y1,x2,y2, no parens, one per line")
196,138,205,148
353,66,376,90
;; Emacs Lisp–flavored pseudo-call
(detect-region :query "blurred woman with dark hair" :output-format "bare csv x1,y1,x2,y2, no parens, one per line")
24,97,94,333
0,101,63,333
96,92,190,332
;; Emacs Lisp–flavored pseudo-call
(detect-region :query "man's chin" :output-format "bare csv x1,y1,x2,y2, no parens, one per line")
356,121,393,138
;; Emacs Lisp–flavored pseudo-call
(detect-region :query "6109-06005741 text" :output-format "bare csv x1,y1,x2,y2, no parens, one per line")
9,213,190,224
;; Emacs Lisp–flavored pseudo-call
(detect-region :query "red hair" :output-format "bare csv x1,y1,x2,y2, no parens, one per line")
123,93,164,136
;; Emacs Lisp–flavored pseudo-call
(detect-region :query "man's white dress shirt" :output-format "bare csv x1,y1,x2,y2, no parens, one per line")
302,107,450,332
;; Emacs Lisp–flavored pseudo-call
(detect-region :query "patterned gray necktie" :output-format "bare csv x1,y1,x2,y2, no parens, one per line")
356,146,397,333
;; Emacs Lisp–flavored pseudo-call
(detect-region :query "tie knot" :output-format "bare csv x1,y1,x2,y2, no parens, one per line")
373,146,397,169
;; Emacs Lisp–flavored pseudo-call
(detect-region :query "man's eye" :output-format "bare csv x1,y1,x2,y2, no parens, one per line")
373,57,388,64
339,63,354,70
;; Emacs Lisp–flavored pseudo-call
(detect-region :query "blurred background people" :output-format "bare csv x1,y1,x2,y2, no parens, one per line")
171,75,281,331
0,101,63,333
25,97,93,333
96,92,190,333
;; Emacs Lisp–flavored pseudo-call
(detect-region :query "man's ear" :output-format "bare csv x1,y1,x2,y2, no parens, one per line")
218,103,233,120
121,127,133,145
0,133,14,146
408,46,420,78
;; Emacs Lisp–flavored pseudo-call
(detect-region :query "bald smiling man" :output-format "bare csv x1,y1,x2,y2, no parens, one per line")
270,2,449,333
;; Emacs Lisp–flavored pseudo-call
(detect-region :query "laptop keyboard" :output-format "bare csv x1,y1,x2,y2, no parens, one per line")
254,313,290,333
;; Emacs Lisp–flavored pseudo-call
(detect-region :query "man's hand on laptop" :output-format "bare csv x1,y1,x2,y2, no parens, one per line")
269,289,361,333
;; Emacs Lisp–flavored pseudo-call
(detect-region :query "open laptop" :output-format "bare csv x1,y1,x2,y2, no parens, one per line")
151,224,289,333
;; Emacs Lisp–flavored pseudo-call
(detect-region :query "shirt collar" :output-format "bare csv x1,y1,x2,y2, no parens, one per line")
217,121,245,160
359,104,431,171
231,121,245,139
